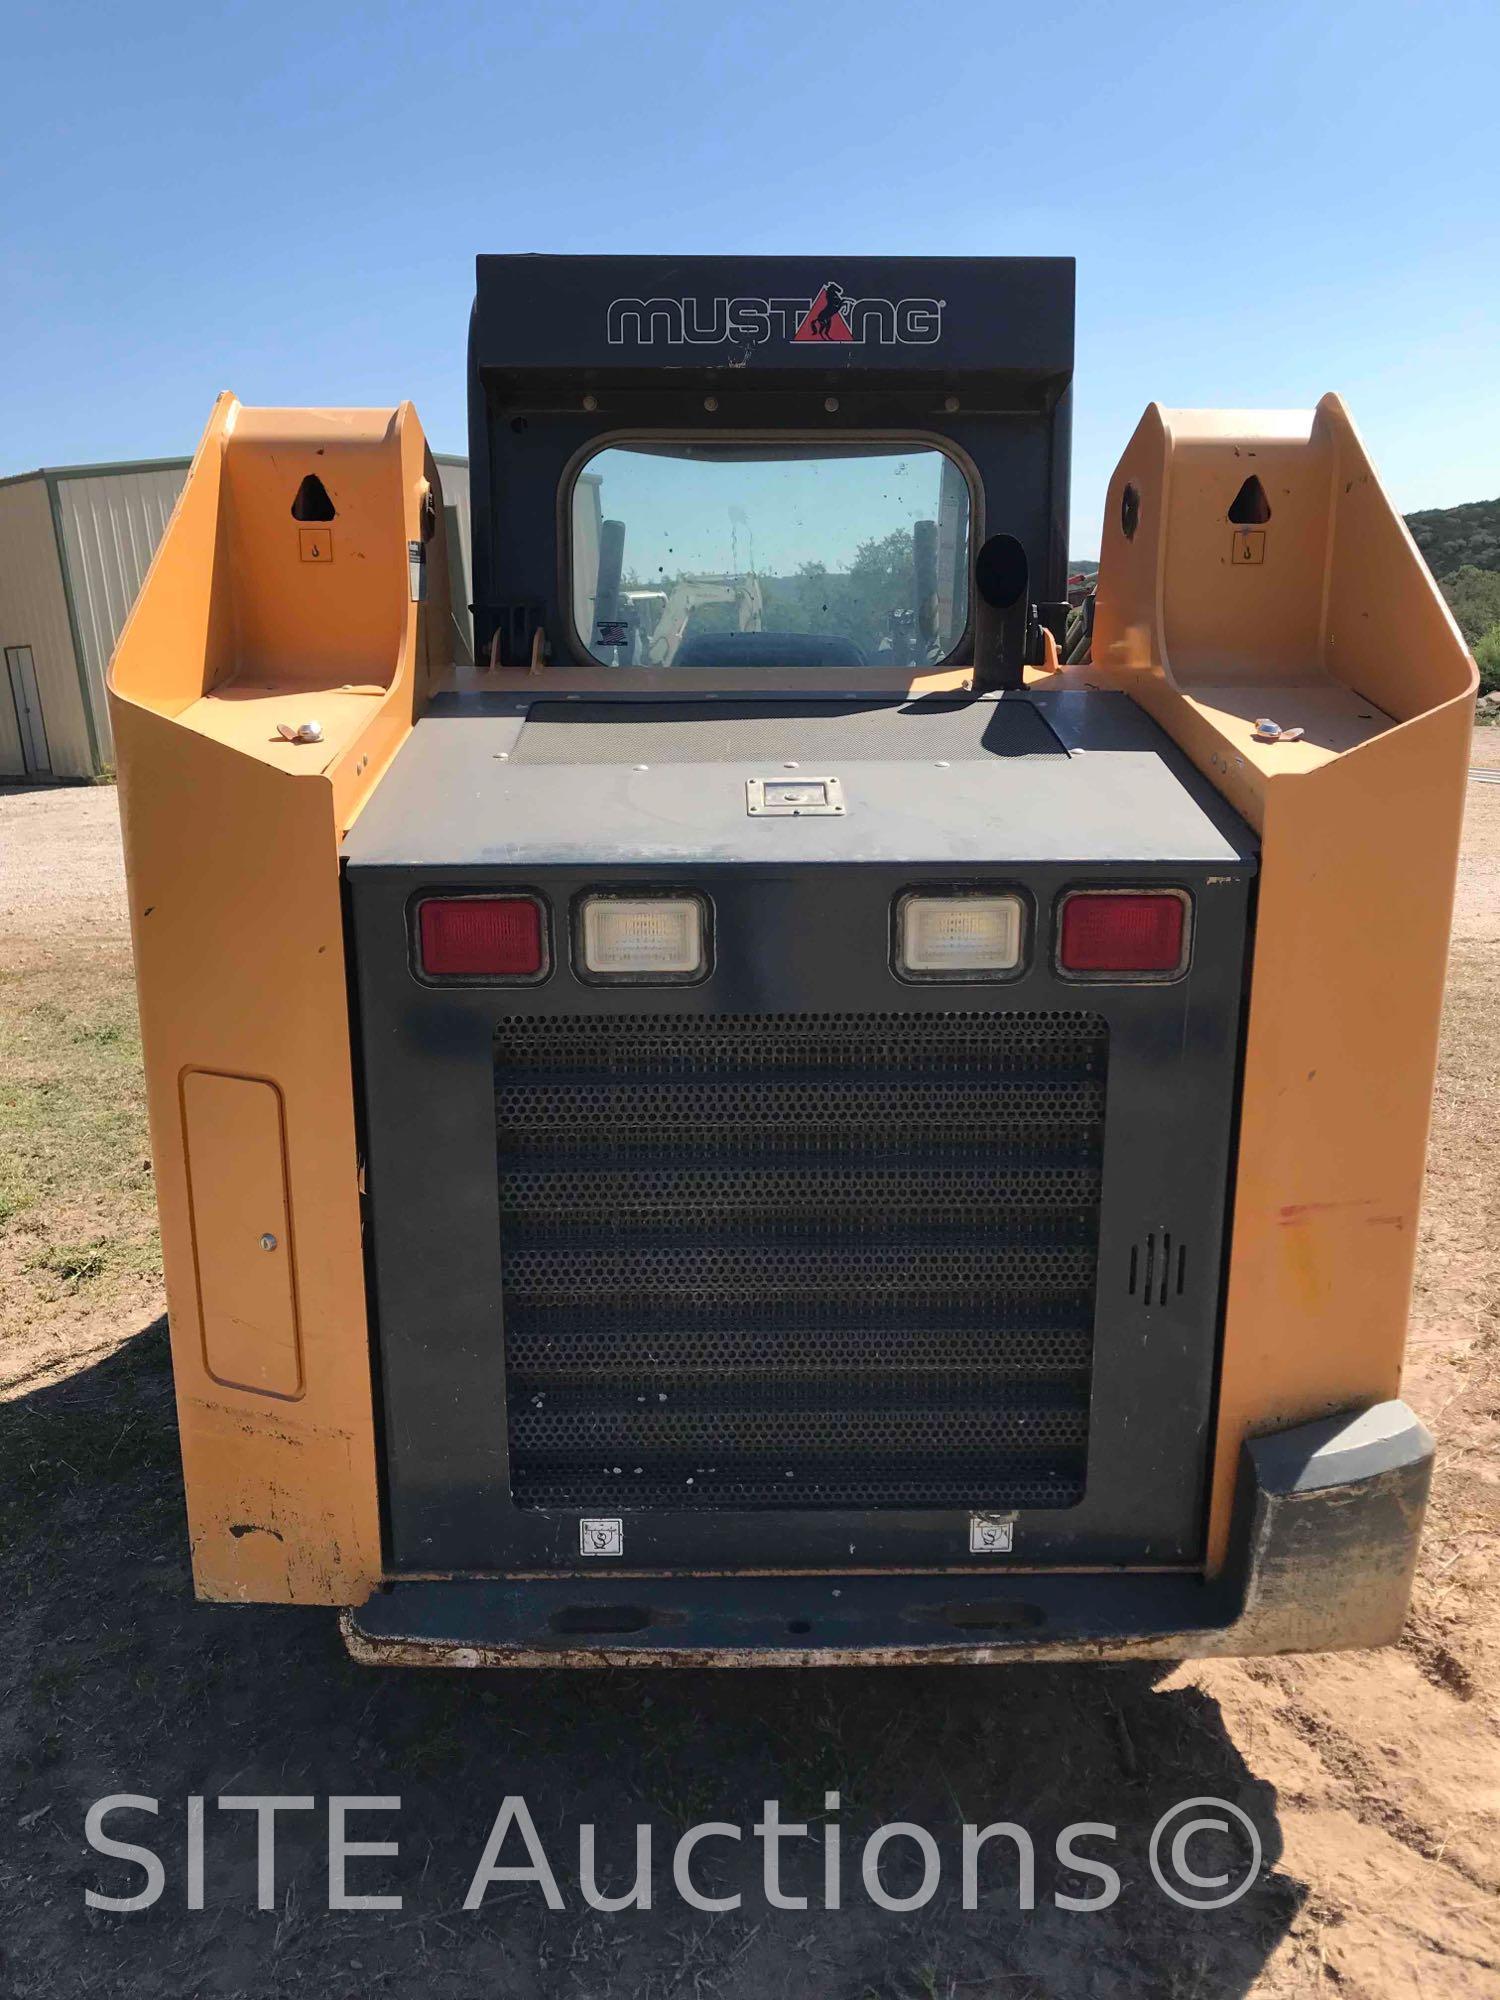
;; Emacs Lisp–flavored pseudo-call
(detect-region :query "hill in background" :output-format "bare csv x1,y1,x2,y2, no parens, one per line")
1405,496,1500,695
1406,497,1500,581
1074,499,1497,693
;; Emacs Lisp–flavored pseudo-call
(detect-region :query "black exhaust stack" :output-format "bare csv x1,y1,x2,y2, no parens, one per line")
596,518,626,628
971,533,1033,693
913,517,938,663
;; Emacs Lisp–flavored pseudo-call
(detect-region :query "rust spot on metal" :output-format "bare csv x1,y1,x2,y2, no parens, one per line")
1276,1198,1375,1226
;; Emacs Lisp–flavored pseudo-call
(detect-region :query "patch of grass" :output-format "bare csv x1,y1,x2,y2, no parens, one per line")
26,1240,109,1289
0,948,160,1342
0,1324,177,1538
68,1018,127,1049
22,1233,159,1292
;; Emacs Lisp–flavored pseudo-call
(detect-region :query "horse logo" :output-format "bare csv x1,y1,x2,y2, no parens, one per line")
793,282,855,342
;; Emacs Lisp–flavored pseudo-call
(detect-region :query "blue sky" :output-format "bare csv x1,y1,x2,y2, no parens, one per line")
3,0,1496,555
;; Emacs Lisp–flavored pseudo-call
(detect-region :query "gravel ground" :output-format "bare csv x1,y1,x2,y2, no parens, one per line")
0,783,128,944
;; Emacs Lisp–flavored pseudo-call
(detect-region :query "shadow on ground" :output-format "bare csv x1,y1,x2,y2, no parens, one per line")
2,1324,1304,1999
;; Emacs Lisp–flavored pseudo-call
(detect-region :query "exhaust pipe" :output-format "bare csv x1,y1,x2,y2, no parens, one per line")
913,517,938,661
971,533,1032,693
596,518,627,633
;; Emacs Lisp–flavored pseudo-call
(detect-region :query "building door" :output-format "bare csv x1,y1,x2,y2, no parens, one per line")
5,647,51,777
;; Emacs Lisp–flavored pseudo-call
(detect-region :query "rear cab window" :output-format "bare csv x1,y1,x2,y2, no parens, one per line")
571,440,971,669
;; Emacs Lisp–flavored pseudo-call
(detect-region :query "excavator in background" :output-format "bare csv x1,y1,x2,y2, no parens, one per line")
108,256,1475,1666
641,573,765,667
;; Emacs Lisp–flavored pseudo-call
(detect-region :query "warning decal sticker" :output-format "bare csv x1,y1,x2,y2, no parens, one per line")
969,1513,1016,1555
580,1517,624,1557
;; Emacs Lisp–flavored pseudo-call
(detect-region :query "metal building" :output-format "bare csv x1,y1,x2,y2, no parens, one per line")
1,453,472,781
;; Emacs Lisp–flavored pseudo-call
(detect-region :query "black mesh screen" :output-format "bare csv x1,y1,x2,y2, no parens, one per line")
494,1009,1106,1512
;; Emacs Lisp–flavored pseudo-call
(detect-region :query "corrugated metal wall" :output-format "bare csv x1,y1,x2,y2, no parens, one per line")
0,451,474,780
0,476,94,780
54,464,189,760
433,454,473,658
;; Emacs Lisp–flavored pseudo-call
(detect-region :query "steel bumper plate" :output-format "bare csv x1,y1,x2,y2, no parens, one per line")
343,1401,1432,1668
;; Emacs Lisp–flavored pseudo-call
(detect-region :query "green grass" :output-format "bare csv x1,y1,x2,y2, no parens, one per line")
25,1240,109,1288
0,950,160,1335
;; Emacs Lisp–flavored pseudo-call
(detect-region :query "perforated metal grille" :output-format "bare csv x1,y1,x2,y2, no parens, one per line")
495,1009,1106,1511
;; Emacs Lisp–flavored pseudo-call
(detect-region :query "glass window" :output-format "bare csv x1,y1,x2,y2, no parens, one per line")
571,441,971,668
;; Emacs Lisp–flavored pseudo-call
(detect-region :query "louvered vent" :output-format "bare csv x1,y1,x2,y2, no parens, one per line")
1128,1230,1187,1308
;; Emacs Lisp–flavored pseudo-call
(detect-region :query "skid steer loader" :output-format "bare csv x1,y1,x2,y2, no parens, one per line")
108,257,1475,1665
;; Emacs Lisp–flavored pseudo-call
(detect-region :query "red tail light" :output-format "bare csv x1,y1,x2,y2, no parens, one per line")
417,896,546,979
1058,891,1187,975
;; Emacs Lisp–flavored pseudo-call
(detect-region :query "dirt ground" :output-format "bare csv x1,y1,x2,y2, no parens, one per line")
2,767,1498,1999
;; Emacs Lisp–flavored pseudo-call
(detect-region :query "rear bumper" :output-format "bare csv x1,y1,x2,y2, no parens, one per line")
343,1400,1432,1668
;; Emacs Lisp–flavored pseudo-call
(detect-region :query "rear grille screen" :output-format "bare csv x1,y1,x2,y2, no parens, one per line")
494,1010,1107,1513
